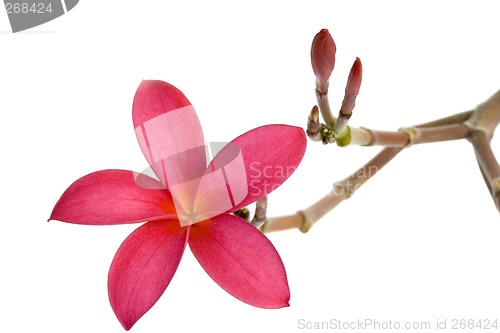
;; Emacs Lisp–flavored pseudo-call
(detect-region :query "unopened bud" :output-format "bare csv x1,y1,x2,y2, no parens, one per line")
307,105,321,141
337,58,363,127
345,57,362,98
311,29,336,87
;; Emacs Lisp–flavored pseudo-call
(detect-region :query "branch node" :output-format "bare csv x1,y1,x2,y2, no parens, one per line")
359,127,375,146
399,127,420,147
336,127,352,147
297,211,315,233
494,178,500,196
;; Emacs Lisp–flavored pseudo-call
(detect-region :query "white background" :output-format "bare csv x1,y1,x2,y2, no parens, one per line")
1,1,500,332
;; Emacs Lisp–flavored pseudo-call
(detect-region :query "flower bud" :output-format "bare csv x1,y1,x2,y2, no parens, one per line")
311,29,336,84
307,105,321,141
334,58,363,135
345,57,362,98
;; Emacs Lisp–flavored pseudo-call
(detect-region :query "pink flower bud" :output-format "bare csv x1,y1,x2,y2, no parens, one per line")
345,57,362,98
337,58,363,127
311,29,336,83
307,105,321,140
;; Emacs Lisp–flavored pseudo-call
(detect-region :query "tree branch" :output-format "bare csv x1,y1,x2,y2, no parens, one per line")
261,90,500,233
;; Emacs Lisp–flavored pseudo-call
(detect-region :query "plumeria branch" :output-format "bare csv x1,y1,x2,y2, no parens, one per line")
233,196,268,229
257,29,500,234
251,196,268,229
263,146,403,233
262,94,499,233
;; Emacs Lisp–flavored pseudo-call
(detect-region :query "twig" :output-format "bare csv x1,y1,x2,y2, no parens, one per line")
323,118,470,147
316,89,336,127
251,196,268,229
466,90,500,210
262,147,402,233
261,91,500,233
470,130,500,210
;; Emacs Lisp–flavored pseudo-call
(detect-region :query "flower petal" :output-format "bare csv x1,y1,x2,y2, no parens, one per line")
132,80,206,187
188,213,290,308
210,124,307,212
50,170,176,225
108,220,189,330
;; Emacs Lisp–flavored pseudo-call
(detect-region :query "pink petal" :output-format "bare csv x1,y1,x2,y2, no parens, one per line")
108,220,189,330
210,125,307,212
132,80,206,187
50,170,176,225
188,213,290,308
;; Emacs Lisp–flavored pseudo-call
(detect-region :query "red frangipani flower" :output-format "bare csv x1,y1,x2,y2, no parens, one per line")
49,80,307,330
